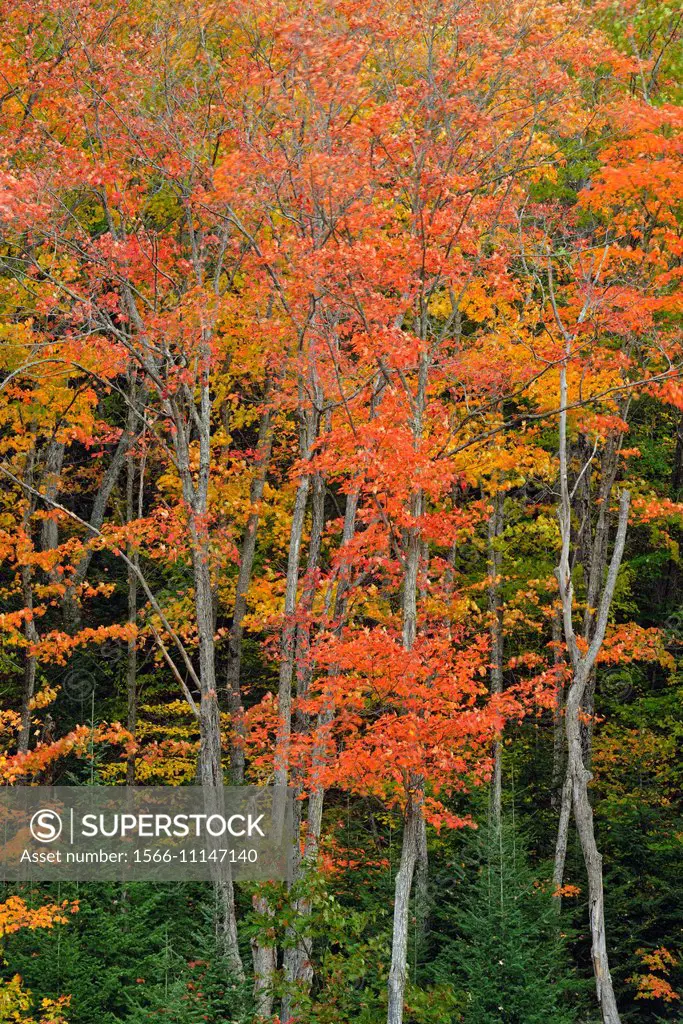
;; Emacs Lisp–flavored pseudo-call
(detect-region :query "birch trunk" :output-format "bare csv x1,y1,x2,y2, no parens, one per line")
387,791,422,1024
580,433,622,765
172,362,243,979
552,775,572,911
261,402,317,1018
556,355,627,1024
387,350,428,1024
567,667,621,1024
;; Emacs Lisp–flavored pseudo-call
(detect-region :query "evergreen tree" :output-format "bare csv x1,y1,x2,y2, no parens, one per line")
428,820,586,1023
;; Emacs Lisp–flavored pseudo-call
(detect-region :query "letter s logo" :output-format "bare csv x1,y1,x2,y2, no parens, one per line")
29,809,62,843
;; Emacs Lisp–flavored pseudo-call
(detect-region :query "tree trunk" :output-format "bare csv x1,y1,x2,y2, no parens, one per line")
251,893,277,1018
387,793,422,1024
550,605,565,810
552,604,570,910
126,450,138,786
580,433,622,765
293,470,326,732
274,466,311,789
18,446,37,756
386,347,429,1024
567,672,621,1023
279,487,361,1024
267,402,317,1019
414,807,429,944
386,500,423,1024
487,491,504,828
18,563,38,755
281,471,328,1021
304,486,359,859
174,367,244,980
226,405,273,784
39,438,65,575
552,773,572,911
189,517,243,978
555,351,627,1023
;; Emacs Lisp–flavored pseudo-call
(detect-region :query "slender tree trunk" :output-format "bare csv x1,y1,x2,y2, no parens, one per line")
274,398,319,780
264,400,318,1019
293,471,326,731
304,487,359,859
280,466,326,1023
566,668,621,1023
281,472,329,1021
552,774,572,911
40,438,64,577
556,351,627,1023
487,491,504,828
580,433,622,766
251,894,277,1018
18,564,38,755
173,366,243,979
414,809,429,943
274,459,312,789
387,792,422,1024
226,405,273,784
387,348,429,1024
550,605,565,810
126,450,138,786
386,506,423,1023
18,446,37,755
551,602,570,907
190,517,243,977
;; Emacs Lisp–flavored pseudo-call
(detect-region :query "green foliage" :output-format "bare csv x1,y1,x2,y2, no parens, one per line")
125,946,252,1024
426,820,585,1024
1,883,248,1024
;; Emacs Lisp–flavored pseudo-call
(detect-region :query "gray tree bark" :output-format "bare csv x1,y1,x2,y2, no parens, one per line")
387,352,429,1024
251,893,277,1018
166,338,243,977
274,404,317,790
556,354,628,1024
226,404,273,784
387,790,423,1024
258,397,318,1020
279,484,359,1024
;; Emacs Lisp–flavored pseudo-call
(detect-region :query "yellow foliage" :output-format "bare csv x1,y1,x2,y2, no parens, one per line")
0,975,70,1024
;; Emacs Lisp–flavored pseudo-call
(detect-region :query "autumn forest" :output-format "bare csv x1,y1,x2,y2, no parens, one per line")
0,1,681,1022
